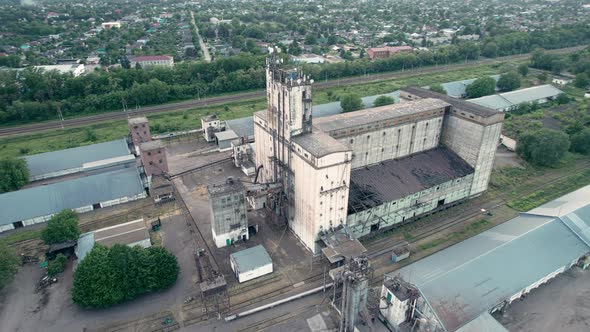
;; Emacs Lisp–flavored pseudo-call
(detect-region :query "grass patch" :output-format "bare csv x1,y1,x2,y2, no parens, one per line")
507,169,590,211
0,63,504,160
0,229,42,246
417,219,490,252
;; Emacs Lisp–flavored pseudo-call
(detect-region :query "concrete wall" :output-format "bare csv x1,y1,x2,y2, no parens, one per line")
347,174,474,238
288,149,351,253
379,285,410,327
209,189,249,248
332,116,443,169
442,114,502,197
231,259,273,283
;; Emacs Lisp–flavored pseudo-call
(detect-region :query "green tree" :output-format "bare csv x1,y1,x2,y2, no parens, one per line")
0,242,20,290
574,73,589,89
47,253,68,277
466,77,496,98
497,71,521,92
0,157,29,193
429,83,446,94
72,244,179,308
570,128,590,155
340,94,363,112
41,209,81,245
482,42,498,58
304,34,317,45
373,95,395,107
516,129,570,166
555,93,570,105
518,63,529,77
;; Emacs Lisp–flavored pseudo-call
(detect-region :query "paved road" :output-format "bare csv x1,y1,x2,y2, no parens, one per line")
0,45,584,138
190,10,211,62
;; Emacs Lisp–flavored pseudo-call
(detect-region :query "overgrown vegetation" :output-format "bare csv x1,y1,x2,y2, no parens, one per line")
47,253,67,277
0,157,29,193
72,244,179,308
508,169,590,211
0,242,20,290
373,95,395,107
417,219,490,251
516,128,570,166
340,93,363,112
465,76,496,98
41,210,81,245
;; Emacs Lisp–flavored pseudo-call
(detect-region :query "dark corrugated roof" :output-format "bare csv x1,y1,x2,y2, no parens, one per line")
403,86,500,118
348,148,474,213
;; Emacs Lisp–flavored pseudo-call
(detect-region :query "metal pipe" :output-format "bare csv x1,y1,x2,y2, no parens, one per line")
224,283,334,322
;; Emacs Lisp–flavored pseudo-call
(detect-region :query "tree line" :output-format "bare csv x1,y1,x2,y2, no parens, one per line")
1,23,589,126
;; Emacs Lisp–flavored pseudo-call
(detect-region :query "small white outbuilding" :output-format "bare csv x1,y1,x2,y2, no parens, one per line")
230,245,273,283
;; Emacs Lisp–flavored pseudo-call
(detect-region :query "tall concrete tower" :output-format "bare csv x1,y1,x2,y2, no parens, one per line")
265,53,313,142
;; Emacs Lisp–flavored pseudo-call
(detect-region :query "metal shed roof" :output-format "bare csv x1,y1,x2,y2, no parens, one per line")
0,167,145,226
500,84,562,105
23,139,130,178
215,130,239,141
468,95,513,111
455,312,509,332
394,212,590,332
230,245,272,273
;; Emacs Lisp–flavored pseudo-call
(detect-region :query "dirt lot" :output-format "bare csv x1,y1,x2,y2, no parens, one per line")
0,212,198,332
496,267,590,332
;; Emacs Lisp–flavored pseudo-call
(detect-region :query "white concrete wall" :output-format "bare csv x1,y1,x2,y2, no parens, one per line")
333,116,443,169
442,114,502,197
0,224,15,232
212,227,249,248
231,260,273,283
289,149,351,253
379,285,410,326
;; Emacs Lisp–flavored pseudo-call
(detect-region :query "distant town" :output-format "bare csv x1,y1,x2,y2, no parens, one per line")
1,1,590,332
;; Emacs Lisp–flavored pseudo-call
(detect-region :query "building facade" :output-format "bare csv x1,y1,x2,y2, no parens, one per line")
139,140,168,178
208,178,249,248
130,55,174,68
366,46,413,60
128,117,151,154
253,55,503,253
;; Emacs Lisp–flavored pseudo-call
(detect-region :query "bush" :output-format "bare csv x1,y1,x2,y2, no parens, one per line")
518,63,529,77
574,73,589,89
372,95,395,107
72,244,179,308
47,253,67,277
0,157,29,193
340,93,363,112
497,71,521,92
0,242,20,290
41,210,81,245
516,129,571,166
466,77,496,98
429,84,446,94
571,128,590,155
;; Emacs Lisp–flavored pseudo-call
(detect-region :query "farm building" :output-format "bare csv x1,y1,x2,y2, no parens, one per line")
0,167,146,233
230,245,273,283
23,138,131,181
469,84,563,112
378,185,590,332
76,219,152,262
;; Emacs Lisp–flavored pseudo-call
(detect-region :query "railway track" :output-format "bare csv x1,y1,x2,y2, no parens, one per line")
0,45,584,138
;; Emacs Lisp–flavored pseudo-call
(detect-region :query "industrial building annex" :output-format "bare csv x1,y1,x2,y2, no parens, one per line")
253,55,504,253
